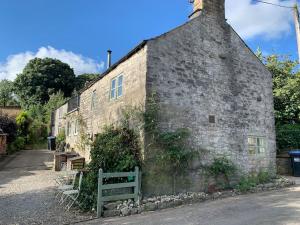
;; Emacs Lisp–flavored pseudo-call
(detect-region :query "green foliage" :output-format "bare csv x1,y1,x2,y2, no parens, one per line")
56,129,66,146
142,94,197,194
236,176,257,193
276,124,300,152
16,111,32,137
15,109,48,145
23,92,67,145
75,73,99,91
259,54,300,124
79,125,142,210
0,116,17,143
28,120,48,144
208,157,236,189
44,91,67,124
156,128,197,193
257,53,300,152
7,136,25,154
208,157,236,178
89,126,141,173
27,104,46,123
14,58,75,108
236,171,272,193
0,79,19,106
144,93,160,135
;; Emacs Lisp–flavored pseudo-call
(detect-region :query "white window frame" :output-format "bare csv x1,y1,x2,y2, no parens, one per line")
66,122,72,137
248,136,266,155
91,90,96,110
74,120,78,136
110,74,123,100
59,108,63,119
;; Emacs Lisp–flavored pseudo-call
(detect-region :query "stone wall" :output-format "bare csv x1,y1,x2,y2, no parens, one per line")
0,106,21,119
145,13,276,194
73,46,148,161
53,103,68,136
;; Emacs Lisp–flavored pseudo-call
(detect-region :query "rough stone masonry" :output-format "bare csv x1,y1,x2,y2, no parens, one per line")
144,0,275,194
53,0,276,196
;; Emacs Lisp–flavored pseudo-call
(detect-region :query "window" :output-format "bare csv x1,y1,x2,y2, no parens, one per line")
59,108,63,119
91,90,96,110
110,74,123,99
117,75,123,98
74,120,78,135
248,136,266,155
67,122,72,137
209,115,215,124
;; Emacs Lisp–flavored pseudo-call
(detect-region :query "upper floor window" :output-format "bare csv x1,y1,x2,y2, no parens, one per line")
248,136,266,155
110,74,123,100
91,90,97,110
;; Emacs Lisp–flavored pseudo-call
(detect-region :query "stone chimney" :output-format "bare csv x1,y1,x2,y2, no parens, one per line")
189,0,225,20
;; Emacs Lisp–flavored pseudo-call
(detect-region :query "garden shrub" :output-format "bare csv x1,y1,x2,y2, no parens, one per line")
79,125,142,211
56,128,66,150
208,157,236,189
236,170,273,193
28,120,48,144
7,136,25,154
276,124,300,153
0,116,17,143
16,111,32,138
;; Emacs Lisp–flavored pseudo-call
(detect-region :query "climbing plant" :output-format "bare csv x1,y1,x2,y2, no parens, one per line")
141,93,198,194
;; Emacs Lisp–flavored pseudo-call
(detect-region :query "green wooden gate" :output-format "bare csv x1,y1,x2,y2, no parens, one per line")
97,167,140,217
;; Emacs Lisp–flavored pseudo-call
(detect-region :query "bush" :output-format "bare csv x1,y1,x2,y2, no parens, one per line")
16,111,32,138
79,126,142,211
276,124,300,152
236,171,273,192
56,128,66,150
208,157,236,178
208,157,236,189
28,121,48,144
7,136,25,154
0,116,17,143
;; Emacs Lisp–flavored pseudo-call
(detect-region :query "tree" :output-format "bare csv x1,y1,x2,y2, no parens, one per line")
259,54,300,124
75,73,99,91
14,58,76,108
0,79,19,106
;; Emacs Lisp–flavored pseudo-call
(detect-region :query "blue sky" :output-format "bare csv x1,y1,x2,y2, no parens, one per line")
0,0,298,80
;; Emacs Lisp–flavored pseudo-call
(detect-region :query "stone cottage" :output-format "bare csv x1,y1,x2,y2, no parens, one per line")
53,0,276,194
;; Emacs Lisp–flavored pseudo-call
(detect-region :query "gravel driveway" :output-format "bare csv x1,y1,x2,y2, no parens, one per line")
0,150,91,225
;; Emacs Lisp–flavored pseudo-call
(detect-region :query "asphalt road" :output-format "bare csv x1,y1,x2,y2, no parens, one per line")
81,180,300,225
2,150,300,225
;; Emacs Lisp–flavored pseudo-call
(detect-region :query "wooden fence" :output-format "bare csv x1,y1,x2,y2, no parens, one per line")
97,167,141,218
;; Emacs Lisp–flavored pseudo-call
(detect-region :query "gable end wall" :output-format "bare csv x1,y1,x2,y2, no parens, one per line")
145,15,276,194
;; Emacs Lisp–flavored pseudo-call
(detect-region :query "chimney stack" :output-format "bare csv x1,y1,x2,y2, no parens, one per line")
189,0,225,20
107,50,112,69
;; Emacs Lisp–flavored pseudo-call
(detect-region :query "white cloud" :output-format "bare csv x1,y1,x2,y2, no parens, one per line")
0,46,104,80
226,0,294,39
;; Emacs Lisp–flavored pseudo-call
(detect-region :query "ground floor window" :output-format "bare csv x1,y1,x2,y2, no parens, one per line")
74,120,79,135
248,136,266,155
